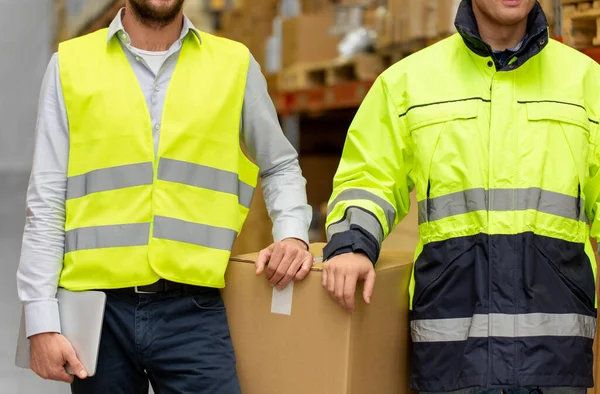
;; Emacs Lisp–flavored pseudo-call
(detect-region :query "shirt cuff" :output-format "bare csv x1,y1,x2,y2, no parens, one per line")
272,218,310,246
24,299,61,338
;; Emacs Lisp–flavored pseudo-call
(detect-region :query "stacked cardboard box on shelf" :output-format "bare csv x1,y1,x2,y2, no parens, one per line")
282,12,340,68
216,0,279,70
377,0,437,51
223,243,414,394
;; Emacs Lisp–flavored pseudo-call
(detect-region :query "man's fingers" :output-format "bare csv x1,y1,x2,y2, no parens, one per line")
363,269,376,304
266,245,285,280
327,266,336,294
334,271,346,308
276,254,304,290
322,267,328,288
54,368,75,383
294,255,312,281
269,250,296,287
255,248,272,276
64,348,88,380
343,272,359,312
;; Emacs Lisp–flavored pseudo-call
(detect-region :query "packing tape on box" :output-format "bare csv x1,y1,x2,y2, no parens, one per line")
270,257,322,315
271,281,294,315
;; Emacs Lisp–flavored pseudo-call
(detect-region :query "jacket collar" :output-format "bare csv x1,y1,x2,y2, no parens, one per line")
454,0,549,71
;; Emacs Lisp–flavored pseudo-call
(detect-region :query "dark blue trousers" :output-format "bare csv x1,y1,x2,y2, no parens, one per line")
71,287,241,394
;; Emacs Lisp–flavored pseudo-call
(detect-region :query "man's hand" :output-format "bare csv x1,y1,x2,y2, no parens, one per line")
30,332,88,383
322,253,376,313
255,238,313,290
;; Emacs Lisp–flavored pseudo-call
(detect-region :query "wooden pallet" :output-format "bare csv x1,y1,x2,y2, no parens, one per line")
278,54,385,92
562,1,600,48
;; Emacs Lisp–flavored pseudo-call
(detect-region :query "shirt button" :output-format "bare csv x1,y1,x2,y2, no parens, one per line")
155,124,160,131
487,60,493,67
135,56,140,61
154,86,159,92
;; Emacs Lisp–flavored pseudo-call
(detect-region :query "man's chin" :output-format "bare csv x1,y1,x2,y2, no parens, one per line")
495,11,530,27
129,0,184,25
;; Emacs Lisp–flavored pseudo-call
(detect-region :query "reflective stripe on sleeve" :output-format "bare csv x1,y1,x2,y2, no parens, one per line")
327,207,384,244
328,189,396,232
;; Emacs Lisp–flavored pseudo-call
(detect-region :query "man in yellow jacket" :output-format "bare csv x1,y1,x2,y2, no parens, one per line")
324,0,599,392
17,0,312,393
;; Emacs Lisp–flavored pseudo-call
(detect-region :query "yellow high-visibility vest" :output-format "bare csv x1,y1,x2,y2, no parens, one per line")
57,29,258,290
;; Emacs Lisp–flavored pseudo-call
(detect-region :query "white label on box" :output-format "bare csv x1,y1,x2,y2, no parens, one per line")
271,281,294,315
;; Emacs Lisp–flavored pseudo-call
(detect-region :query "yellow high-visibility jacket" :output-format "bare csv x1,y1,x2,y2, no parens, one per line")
326,1,599,390
57,29,258,290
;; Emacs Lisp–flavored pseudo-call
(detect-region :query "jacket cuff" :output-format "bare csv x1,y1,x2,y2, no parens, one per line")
24,300,61,338
323,226,380,264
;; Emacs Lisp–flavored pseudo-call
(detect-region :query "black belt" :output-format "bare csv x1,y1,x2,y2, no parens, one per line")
112,279,210,295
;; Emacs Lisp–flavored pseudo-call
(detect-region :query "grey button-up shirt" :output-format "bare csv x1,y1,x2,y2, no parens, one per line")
17,10,312,337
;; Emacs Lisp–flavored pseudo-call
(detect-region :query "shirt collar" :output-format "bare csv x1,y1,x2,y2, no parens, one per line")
106,8,202,46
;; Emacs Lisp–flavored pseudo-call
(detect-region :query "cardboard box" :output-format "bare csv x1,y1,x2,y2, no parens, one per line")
223,243,414,394
282,13,341,68
301,0,333,14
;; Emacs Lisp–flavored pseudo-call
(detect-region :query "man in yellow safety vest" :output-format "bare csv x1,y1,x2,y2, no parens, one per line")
323,0,599,392
17,1,313,393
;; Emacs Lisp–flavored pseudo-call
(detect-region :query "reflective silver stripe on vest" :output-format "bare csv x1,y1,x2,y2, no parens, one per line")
411,313,597,343
153,215,237,251
327,207,384,244
158,158,255,208
418,188,587,224
65,223,150,253
328,189,396,232
67,162,154,200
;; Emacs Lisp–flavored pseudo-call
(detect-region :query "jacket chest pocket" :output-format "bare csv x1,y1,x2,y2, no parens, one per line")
522,102,591,193
407,100,485,202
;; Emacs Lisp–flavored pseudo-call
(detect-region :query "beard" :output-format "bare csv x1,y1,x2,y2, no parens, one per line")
128,0,185,28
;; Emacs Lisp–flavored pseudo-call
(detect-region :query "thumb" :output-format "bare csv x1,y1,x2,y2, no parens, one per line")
64,347,87,379
255,245,273,276
363,268,376,305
